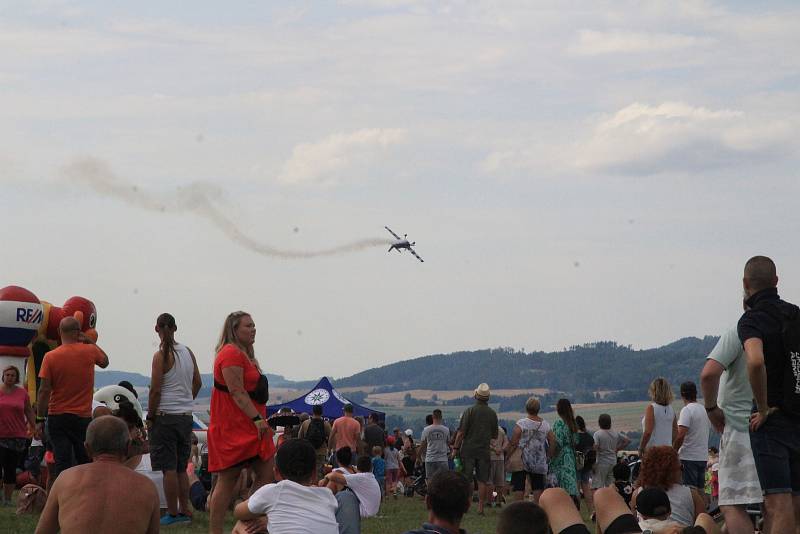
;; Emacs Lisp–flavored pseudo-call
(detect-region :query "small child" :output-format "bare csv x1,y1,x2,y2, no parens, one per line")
371,446,386,499
613,462,633,505
384,438,400,498
190,433,201,471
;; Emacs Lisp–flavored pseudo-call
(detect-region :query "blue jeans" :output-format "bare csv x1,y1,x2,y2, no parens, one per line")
750,411,800,494
335,489,361,534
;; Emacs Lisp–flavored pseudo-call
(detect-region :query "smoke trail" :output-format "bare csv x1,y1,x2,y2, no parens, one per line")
63,158,392,258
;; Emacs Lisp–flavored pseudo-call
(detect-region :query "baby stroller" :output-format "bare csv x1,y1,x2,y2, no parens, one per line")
404,464,427,497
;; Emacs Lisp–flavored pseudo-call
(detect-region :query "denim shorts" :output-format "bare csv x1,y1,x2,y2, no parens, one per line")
680,459,707,489
749,411,800,495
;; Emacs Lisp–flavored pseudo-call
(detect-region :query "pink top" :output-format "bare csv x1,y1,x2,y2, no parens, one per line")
0,386,29,439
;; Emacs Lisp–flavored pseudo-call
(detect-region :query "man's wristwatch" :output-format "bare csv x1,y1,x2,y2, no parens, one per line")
252,415,263,422
705,404,719,413
35,416,46,423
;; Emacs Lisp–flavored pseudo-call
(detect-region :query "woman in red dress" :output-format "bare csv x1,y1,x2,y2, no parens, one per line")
207,311,275,534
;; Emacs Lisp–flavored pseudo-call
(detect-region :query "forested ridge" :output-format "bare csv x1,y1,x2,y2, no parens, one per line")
335,336,721,394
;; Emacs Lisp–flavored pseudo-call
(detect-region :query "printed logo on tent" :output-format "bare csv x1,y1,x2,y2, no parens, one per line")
332,388,349,404
305,389,330,405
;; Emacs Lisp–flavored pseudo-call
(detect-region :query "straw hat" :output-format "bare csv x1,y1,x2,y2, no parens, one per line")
474,383,491,401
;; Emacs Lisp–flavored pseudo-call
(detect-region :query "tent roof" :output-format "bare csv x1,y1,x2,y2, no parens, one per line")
267,376,385,421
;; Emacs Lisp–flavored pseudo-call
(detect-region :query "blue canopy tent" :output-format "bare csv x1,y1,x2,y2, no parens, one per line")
267,376,385,422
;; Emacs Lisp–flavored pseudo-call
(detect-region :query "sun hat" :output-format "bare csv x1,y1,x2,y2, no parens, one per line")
474,383,491,401
404,429,413,436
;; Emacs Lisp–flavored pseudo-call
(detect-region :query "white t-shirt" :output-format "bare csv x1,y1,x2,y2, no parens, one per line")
343,472,381,517
593,429,623,466
247,480,338,534
708,327,754,431
420,424,451,463
677,402,710,461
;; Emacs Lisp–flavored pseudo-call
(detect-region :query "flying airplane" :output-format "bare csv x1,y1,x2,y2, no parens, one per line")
385,226,424,263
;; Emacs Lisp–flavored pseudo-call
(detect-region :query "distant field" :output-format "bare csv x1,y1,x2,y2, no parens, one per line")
364,388,551,407
378,399,685,433
502,400,685,432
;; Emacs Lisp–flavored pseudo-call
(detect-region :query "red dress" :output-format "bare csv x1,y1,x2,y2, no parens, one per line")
207,344,275,472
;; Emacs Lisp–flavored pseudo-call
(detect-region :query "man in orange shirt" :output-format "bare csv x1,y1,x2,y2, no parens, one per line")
36,317,109,478
329,404,362,464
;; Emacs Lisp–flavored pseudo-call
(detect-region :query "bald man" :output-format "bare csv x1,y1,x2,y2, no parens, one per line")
36,317,109,478
738,255,800,534
35,416,159,534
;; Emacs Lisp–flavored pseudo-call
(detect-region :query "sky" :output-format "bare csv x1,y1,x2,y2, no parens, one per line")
2,1,799,380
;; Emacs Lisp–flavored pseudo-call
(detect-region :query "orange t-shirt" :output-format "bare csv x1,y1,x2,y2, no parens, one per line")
39,343,105,417
332,415,361,452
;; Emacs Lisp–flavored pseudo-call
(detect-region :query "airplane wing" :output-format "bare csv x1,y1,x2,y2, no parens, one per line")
409,248,424,263
384,226,401,240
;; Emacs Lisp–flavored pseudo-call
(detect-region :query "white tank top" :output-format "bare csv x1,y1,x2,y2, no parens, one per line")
643,402,674,447
158,343,195,414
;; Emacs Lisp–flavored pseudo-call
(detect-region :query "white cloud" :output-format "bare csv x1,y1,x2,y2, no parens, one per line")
567,29,712,56
575,102,797,174
277,128,407,185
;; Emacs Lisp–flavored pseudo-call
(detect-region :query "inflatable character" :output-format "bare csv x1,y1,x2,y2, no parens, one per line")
93,385,144,421
0,286,44,392
0,285,98,399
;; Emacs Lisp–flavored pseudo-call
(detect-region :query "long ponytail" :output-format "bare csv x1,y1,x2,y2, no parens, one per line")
156,313,177,365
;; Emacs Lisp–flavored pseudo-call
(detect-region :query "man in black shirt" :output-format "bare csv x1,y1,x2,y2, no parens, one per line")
738,255,800,534
363,414,385,452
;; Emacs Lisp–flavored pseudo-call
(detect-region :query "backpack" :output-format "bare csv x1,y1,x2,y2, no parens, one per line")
306,418,327,449
759,303,800,416
16,484,47,515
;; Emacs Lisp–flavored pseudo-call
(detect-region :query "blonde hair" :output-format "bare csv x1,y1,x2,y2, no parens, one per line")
525,396,540,415
2,365,20,384
649,377,674,406
372,445,383,456
216,311,256,361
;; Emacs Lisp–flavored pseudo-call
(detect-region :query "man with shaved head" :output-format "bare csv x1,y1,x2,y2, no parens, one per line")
36,316,109,478
35,416,159,534
738,255,800,533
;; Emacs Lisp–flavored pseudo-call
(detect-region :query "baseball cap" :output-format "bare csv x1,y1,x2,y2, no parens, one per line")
636,487,671,518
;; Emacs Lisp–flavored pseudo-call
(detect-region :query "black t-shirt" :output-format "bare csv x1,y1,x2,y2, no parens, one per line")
738,287,800,416
364,423,385,449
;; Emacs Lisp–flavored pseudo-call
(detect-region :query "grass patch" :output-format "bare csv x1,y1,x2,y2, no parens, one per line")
0,491,594,533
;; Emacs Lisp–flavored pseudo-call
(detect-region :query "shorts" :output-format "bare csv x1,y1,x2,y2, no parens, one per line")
718,425,762,505
602,514,641,534
489,459,505,486
150,414,193,472
578,468,591,484
316,450,329,479
386,468,400,484
592,463,615,489
510,471,546,492
680,459,707,489
425,461,449,481
190,480,207,511
749,411,800,495
461,455,490,483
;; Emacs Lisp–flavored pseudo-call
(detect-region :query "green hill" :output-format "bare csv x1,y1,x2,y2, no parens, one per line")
334,337,720,394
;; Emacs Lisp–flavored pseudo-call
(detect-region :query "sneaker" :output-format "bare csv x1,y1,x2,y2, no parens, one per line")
178,513,192,523
160,514,191,526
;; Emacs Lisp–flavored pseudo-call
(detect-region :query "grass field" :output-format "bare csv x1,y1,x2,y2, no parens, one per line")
0,491,593,534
